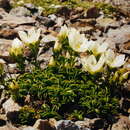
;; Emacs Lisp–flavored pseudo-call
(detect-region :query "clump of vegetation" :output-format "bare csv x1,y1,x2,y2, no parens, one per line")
5,26,129,125
12,0,117,16
18,106,36,125
12,65,120,124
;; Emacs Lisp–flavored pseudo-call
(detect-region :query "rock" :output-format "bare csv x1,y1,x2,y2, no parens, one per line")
0,90,8,109
24,3,43,17
112,0,130,16
93,0,130,17
86,7,100,18
8,64,18,74
75,118,104,129
37,48,53,69
48,14,57,21
57,6,71,18
24,3,36,10
121,98,130,113
70,18,96,29
0,14,36,28
41,35,57,43
71,7,84,16
78,26,94,35
56,17,65,26
104,25,130,49
0,125,19,130
0,39,14,63
0,8,8,17
37,16,56,28
2,97,21,124
120,41,130,55
2,97,21,114
33,119,56,130
0,29,18,39
111,115,130,130
0,59,6,64
0,0,11,10
56,120,80,130
9,7,31,17
122,41,130,50
75,120,91,129
0,118,6,126
22,126,36,130
96,17,121,32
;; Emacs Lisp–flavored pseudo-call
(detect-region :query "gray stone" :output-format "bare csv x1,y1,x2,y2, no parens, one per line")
56,120,80,130
104,24,130,48
57,6,71,18
24,3,36,10
56,17,64,26
86,7,100,18
38,16,56,28
22,126,36,130
93,0,130,16
24,3,42,16
75,118,104,130
0,89,8,104
33,119,56,130
37,48,53,69
0,14,36,27
0,39,12,63
9,7,31,17
0,29,18,39
2,97,21,114
0,125,19,130
41,35,57,43
0,8,8,17
8,64,18,74
111,115,130,130
96,17,122,32
48,14,57,21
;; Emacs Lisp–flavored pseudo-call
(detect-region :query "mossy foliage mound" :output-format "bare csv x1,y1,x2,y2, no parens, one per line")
10,65,120,125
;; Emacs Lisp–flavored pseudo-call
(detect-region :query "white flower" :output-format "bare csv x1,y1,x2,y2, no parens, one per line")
9,38,23,56
89,42,109,56
81,54,106,74
68,28,91,52
105,49,126,68
18,28,41,45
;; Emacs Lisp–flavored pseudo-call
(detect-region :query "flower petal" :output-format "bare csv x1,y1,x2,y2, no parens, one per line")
12,38,23,48
18,31,28,43
111,54,125,68
105,49,115,66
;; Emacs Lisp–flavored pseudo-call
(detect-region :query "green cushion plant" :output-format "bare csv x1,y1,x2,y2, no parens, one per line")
6,26,129,125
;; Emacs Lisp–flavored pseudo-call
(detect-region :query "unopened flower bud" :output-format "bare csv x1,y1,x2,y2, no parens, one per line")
54,40,62,51
65,51,70,59
49,57,56,66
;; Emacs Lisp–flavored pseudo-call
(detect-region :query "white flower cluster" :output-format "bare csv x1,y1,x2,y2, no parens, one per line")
9,28,41,56
55,25,128,75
